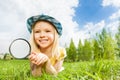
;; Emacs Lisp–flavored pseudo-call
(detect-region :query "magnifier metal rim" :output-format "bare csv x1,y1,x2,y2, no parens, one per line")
9,38,31,59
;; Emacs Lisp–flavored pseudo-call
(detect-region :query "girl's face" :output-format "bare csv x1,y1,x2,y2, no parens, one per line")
33,21,55,49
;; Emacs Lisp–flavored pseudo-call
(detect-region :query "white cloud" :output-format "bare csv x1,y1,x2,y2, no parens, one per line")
101,0,120,36
109,10,120,20
84,20,105,34
0,0,79,53
102,0,120,20
71,20,105,47
102,0,120,8
106,20,119,33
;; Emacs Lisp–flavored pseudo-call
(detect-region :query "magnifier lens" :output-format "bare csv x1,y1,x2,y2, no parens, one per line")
9,39,31,59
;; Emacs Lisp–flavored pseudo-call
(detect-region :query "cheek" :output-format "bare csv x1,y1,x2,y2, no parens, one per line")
48,34,54,41
34,34,40,41
34,34,40,38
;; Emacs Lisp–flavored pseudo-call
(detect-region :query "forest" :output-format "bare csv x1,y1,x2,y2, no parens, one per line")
65,23,120,62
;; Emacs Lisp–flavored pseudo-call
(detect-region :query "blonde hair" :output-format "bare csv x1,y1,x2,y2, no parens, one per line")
29,28,60,59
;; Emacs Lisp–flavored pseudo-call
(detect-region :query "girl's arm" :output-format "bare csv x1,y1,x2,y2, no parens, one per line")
30,57,64,76
29,52,65,76
30,62,43,77
45,47,66,75
29,52,47,77
45,59,64,75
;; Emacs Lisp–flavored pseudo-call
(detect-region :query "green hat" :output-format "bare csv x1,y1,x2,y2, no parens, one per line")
27,14,62,36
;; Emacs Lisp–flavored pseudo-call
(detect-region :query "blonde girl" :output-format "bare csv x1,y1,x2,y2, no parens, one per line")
27,14,67,77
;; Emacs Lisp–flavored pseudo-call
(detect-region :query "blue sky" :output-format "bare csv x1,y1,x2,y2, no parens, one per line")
74,0,118,27
0,0,120,53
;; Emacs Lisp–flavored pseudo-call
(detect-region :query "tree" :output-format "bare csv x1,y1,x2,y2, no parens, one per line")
115,21,120,58
94,28,117,60
77,39,83,61
82,39,93,61
67,39,77,62
103,32,117,59
93,38,103,60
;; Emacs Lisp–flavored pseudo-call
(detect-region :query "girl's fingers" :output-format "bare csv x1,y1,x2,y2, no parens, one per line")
28,52,37,59
29,55,37,63
36,54,48,65
35,54,43,65
36,57,46,65
29,53,49,65
31,52,37,55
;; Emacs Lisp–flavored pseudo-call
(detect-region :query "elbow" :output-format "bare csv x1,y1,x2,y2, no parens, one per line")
31,70,42,77
45,69,58,76
45,65,58,76
30,63,42,77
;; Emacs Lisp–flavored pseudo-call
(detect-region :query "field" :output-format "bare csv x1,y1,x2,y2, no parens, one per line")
0,60,120,80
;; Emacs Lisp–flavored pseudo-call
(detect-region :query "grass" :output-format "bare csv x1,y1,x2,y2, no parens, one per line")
0,60,120,80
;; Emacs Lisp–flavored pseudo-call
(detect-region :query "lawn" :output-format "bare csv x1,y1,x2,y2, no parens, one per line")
0,60,120,80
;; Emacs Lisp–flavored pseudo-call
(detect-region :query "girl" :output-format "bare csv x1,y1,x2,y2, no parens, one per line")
27,14,67,77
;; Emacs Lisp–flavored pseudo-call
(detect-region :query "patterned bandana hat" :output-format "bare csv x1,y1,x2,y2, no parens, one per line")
27,14,62,36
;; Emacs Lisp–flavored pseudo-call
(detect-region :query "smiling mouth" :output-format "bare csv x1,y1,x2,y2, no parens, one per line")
39,39,48,43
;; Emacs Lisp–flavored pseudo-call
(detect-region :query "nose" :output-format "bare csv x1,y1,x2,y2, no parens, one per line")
40,31,45,38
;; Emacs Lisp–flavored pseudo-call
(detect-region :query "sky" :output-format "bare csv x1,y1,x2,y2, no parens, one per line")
0,0,120,53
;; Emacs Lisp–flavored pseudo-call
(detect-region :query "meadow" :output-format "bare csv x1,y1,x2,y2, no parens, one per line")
0,60,120,80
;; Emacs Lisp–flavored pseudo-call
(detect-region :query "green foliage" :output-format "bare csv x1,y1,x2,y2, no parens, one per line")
77,39,83,61
0,60,120,80
66,39,77,62
94,28,117,60
66,28,118,61
93,39,103,60
103,34,117,59
0,60,30,80
115,22,120,58
82,40,93,61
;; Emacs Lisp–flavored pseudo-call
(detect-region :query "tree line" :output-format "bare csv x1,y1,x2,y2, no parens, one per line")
65,23,120,62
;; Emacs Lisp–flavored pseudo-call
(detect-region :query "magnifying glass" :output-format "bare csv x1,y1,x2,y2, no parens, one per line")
9,38,31,59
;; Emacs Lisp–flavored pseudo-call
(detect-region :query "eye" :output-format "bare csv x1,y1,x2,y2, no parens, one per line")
46,30,51,32
34,30,40,33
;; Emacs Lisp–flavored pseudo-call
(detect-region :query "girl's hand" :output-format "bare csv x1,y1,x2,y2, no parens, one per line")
35,53,49,65
28,52,37,63
28,52,49,65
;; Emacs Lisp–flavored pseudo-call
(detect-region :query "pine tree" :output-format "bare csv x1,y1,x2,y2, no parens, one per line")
93,39,102,60
67,39,77,62
94,28,117,60
115,21,120,58
77,39,83,61
103,32,117,59
82,39,93,61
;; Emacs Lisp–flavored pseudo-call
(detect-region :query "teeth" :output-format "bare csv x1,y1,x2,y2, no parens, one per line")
40,39,47,42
